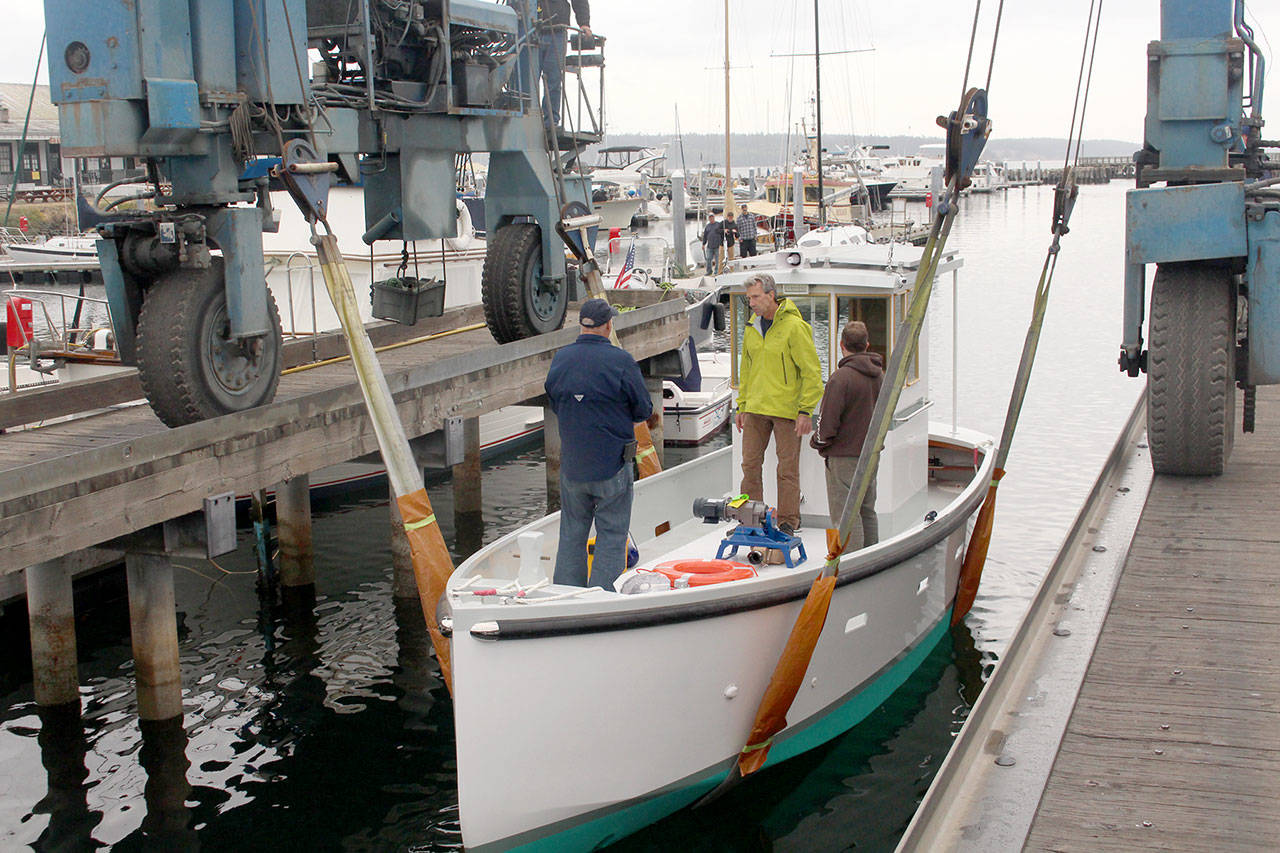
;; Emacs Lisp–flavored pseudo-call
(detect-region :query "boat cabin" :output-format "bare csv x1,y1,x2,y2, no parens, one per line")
716,244,961,536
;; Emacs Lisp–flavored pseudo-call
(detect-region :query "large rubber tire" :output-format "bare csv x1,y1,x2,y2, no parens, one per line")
1147,262,1236,475
136,257,283,427
481,223,566,343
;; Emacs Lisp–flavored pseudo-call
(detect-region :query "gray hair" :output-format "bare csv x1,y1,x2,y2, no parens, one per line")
745,273,778,299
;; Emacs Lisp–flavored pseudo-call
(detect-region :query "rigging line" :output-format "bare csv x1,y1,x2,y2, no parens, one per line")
1071,0,1106,169
281,0,317,147
959,0,983,103
1060,0,1099,168
983,0,1006,92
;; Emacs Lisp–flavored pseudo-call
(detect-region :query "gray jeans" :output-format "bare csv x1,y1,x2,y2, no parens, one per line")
555,464,634,589
824,455,879,551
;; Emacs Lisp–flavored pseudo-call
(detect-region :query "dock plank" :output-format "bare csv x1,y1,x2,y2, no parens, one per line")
1025,386,1280,851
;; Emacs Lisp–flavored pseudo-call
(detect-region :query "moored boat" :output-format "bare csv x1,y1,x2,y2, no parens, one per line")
443,238,995,851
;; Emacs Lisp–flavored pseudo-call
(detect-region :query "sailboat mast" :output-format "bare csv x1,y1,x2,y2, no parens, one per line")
724,0,735,219
814,0,824,227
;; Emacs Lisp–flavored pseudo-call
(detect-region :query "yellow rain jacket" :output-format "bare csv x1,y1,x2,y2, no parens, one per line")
737,298,824,420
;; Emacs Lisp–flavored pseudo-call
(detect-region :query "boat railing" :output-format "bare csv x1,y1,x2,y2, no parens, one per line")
0,226,37,248
4,286,119,391
280,251,323,352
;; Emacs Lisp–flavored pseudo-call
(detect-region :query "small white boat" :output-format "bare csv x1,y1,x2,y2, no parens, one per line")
443,239,994,851
662,350,732,444
3,234,100,264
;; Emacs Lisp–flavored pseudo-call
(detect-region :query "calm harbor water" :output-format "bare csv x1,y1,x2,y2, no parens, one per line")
1,182,1142,850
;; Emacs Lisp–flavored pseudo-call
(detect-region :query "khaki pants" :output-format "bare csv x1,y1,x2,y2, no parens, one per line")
824,454,879,551
740,413,801,529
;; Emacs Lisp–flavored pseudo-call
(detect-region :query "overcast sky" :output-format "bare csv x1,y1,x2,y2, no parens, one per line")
3,2,1277,143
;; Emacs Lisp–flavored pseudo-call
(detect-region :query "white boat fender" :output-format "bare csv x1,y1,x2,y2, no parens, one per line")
446,198,475,252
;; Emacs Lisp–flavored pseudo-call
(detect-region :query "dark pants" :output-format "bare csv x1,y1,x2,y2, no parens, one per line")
740,237,757,257
704,242,722,274
555,464,634,589
539,28,568,126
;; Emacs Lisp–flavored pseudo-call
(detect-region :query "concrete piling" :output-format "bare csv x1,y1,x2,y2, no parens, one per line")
275,475,315,589
671,171,686,270
125,551,183,722
25,560,79,708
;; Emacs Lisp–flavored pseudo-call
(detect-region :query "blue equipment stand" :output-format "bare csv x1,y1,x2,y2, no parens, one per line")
715,511,807,568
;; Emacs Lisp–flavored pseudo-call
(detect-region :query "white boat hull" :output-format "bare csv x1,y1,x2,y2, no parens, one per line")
447,429,994,851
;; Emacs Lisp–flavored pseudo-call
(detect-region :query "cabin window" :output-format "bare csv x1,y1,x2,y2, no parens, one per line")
804,186,821,202
837,296,890,365
766,187,779,203
729,292,833,387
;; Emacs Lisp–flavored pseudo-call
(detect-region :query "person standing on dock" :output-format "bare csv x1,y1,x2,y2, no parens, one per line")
810,320,883,549
702,212,724,275
545,298,653,590
735,274,823,535
735,209,759,257
536,0,591,128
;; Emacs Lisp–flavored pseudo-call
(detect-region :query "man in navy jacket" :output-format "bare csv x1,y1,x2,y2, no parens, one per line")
545,299,652,589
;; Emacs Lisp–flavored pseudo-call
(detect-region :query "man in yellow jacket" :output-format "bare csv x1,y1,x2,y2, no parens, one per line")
734,273,824,533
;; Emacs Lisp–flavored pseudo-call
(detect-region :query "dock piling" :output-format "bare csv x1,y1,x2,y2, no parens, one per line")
452,417,484,557
671,171,686,270
275,475,315,589
25,559,79,708
125,549,184,722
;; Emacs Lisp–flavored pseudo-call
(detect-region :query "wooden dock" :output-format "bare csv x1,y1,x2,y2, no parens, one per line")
0,292,690,578
1024,385,1280,849
899,386,1280,851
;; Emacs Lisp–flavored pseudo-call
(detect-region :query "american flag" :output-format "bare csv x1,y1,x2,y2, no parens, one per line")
613,237,637,288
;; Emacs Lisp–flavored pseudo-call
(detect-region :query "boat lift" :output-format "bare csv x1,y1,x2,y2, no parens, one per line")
40,0,604,426
1121,0,1280,474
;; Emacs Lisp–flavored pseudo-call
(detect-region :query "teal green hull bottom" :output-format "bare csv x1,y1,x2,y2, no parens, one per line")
505,609,955,853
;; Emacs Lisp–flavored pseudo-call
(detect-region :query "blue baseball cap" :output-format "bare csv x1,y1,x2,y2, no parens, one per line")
579,298,618,328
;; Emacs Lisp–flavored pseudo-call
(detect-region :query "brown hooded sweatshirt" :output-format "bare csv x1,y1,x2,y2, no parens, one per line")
811,350,884,458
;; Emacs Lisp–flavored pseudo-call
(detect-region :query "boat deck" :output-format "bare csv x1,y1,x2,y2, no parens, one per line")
1025,386,1280,850
897,387,1280,851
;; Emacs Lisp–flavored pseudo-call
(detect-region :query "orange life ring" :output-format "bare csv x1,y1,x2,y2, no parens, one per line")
642,559,756,588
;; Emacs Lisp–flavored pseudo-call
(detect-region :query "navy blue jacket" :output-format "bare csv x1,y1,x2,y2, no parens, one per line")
545,335,652,482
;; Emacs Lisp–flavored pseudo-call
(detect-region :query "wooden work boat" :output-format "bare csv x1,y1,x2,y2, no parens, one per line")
442,240,994,851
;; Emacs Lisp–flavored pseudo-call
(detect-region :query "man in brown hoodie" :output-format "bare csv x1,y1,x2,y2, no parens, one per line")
810,320,884,549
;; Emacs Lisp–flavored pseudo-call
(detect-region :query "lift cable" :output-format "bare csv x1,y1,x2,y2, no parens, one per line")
954,0,1106,622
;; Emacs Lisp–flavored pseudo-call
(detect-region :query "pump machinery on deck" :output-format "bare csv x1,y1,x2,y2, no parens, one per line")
42,0,602,426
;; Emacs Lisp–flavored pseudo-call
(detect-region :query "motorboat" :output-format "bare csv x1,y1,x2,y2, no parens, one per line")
969,161,1008,193
443,237,994,851
661,348,732,444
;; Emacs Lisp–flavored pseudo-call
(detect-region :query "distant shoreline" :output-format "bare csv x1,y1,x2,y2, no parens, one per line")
597,132,1139,169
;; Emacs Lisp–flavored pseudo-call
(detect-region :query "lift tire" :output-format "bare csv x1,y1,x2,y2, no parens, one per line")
136,258,283,427
1146,262,1235,476
482,223,566,343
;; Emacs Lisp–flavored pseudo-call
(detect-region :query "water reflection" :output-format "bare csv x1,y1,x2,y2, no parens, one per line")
128,717,196,851
32,703,100,851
